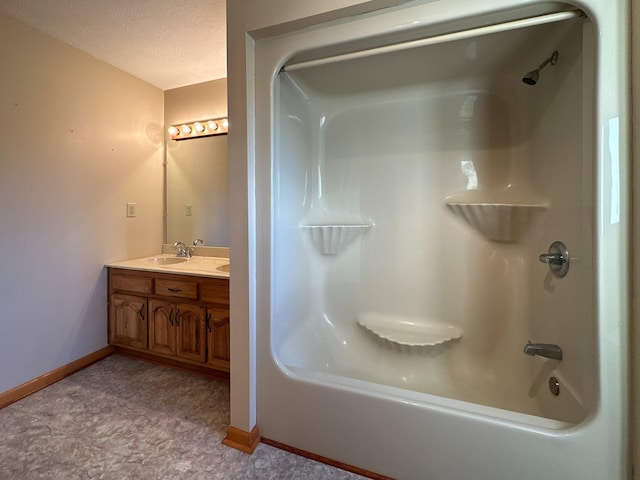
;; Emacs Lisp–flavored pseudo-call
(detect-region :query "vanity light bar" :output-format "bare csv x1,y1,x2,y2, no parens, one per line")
168,117,229,140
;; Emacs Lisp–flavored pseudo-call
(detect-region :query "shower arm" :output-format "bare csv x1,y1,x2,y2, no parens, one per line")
283,10,583,72
534,51,559,73
536,57,553,71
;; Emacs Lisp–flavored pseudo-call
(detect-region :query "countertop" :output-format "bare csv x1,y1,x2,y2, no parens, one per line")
107,254,230,279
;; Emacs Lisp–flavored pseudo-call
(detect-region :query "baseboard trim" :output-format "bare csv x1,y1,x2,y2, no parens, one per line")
0,345,115,409
222,425,260,454
261,437,395,480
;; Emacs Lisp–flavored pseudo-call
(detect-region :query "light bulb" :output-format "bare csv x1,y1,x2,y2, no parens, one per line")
168,126,179,136
194,122,205,133
181,125,192,134
221,119,229,129
207,120,218,131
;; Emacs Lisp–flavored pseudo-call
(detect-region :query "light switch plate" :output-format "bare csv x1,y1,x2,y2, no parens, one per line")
127,202,136,217
186,204,193,216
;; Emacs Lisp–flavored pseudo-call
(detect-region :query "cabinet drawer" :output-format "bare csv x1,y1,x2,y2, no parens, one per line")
111,274,153,294
200,281,229,305
155,279,198,299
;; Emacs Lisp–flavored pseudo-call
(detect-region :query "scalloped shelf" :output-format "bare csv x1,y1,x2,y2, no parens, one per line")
301,224,371,255
446,202,547,243
358,313,462,347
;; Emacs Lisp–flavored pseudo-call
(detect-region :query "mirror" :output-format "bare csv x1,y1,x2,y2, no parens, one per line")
166,134,229,247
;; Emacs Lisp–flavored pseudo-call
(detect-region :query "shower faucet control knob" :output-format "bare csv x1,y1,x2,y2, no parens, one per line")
539,253,563,265
538,241,569,278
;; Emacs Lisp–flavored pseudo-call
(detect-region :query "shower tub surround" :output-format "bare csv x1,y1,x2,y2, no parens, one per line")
250,1,630,479
276,8,590,420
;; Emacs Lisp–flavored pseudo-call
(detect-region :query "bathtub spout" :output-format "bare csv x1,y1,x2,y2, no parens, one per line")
523,341,563,360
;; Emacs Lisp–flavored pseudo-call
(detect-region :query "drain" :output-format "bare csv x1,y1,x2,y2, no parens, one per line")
548,377,560,396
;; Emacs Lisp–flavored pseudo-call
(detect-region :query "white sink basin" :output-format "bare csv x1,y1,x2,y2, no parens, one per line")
148,257,188,266
216,264,230,273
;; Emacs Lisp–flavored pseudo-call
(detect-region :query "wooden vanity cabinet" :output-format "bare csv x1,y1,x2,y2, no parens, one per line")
149,300,206,363
108,268,230,376
207,306,230,371
109,294,148,349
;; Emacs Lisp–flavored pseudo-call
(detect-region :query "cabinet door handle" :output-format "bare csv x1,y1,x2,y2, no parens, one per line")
175,308,180,326
139,304,145,320
169,308,174,326
206,312,212,332
168,288,182,293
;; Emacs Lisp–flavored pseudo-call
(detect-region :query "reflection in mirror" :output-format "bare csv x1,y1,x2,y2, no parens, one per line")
166,135,229,247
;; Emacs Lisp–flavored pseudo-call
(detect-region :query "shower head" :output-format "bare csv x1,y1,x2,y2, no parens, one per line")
522,50,559,86
522,70,539,85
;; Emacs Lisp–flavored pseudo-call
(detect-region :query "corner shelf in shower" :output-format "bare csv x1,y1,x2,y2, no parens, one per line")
446,202,548,243
358,313,463,347
301,223,372,255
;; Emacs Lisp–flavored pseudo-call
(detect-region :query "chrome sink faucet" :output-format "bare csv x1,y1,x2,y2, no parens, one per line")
173,241,191,258
523,341,563,361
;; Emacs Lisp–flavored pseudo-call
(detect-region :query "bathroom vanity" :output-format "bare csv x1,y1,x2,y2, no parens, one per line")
107,254,230,378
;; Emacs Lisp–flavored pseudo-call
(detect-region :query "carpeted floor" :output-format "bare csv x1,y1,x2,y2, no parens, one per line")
0,354,366,480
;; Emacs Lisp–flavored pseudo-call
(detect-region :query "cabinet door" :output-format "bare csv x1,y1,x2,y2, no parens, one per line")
149,299,176,356
110,294,147,349
175,303,206,363
206,307,230,372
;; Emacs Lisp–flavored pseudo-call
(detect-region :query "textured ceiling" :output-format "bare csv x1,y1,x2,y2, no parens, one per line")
0,0,226,90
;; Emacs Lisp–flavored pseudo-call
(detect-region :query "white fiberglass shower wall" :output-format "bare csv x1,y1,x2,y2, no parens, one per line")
252,1,629,479
276,13,592,424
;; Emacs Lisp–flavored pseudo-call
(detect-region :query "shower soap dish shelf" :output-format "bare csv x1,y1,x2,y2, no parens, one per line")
358,313,462,347
301,224,372,254
446,202,547,243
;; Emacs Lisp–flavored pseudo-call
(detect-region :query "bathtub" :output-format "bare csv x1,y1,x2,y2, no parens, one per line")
251,1,629,478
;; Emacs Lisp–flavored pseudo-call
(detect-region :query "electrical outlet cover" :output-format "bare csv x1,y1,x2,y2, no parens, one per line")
127,202,136,217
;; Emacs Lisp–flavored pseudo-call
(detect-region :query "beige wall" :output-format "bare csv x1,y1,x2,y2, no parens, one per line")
164,78,227,127
0,13,164,392
226,0,411,434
